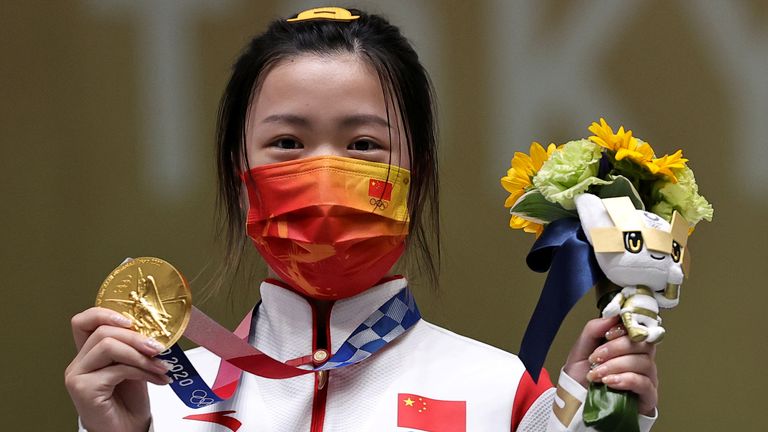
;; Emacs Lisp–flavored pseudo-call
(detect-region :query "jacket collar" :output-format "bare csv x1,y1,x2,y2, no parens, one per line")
250,277,408,361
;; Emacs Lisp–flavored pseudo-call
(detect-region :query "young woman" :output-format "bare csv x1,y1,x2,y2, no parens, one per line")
66,7,658,431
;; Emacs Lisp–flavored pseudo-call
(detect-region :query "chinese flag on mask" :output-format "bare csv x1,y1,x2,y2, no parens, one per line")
369,179,393,201
397,393,466,432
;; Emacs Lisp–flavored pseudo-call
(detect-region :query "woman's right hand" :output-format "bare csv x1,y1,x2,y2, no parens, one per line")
65,307,172,432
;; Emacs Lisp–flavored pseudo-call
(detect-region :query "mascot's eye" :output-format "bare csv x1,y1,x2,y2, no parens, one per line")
623,231,644,253
671,240,682,263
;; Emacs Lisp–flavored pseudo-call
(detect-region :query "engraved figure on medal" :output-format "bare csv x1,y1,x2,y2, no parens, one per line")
124,268,173,338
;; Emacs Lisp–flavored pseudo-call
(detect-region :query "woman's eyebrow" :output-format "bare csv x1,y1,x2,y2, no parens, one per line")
339,114,391,129
262,113,311,127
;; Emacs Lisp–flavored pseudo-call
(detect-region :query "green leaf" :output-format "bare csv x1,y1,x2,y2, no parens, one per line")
510,190,578,223
592,175,645,210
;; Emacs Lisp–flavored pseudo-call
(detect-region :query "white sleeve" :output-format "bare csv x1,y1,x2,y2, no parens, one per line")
516,370,657,432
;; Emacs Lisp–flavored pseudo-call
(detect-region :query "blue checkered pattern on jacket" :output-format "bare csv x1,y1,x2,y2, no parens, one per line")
316,287,420,370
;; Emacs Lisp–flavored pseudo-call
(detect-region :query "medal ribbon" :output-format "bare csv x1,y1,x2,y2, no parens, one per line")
157,286,421,409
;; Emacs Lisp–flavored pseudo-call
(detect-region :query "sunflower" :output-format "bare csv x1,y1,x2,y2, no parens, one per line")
510,215,545,236
501,142,558,235
645,150,688,183
588,118,655,165
501,142,557,207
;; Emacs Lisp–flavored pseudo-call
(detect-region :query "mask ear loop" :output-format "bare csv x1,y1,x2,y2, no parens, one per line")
384,65,411,192
371,62,399,210
240,86,264,212
381,66,412,232
376,63,418,246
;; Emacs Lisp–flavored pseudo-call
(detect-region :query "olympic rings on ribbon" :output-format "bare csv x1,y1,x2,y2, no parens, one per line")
190,389,215,407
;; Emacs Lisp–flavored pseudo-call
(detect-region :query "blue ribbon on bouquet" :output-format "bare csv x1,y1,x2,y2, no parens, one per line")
518,217,603,382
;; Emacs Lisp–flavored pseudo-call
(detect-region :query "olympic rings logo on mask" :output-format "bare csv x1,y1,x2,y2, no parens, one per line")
189,389,215,407
369,198,388,210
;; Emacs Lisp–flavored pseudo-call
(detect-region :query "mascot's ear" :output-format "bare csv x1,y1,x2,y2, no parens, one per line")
574,193,615,245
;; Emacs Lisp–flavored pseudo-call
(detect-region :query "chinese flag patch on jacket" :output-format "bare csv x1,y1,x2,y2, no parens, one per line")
397,393,466,432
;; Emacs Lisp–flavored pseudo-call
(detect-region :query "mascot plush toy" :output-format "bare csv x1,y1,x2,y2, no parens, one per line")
574,193,688,343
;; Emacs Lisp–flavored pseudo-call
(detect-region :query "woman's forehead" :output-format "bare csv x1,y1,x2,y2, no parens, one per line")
251,54,386,115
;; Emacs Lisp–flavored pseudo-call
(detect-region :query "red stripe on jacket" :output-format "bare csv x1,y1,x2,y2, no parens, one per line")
511,369,553,430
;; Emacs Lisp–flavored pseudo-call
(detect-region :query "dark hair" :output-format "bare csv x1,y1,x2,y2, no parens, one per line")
214,9,440,294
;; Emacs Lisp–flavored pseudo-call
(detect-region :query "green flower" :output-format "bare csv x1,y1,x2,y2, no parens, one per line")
532,139,607,210
650,166,713,225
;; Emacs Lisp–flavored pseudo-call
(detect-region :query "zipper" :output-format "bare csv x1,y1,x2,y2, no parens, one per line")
310,371,329,432
309,300,333,432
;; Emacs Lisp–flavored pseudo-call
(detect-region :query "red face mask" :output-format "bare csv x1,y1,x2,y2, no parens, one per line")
242,156,410,300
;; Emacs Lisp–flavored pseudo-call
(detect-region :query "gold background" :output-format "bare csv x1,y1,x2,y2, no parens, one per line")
1,0,764,430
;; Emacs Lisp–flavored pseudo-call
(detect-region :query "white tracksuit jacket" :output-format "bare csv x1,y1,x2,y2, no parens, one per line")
79,277,656,431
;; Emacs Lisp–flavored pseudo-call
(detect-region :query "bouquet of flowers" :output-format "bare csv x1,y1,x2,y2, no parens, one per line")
501,119,712,431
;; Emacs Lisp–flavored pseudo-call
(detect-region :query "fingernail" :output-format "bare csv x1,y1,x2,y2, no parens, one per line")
112,314,133,327
605,326,626,339
154,375,172,385
603,374,621,385
587,367,603,383
586,365,606,382
594,365,607,378
154,359,172,372
145,338,165,352
589,347,607,364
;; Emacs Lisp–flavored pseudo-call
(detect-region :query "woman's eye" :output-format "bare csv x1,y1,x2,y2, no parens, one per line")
671,241,682,263
623,231,644,254
272,138,303,150
348,139,378,151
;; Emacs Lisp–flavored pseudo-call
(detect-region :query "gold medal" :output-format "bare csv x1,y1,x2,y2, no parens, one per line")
96,257,192,349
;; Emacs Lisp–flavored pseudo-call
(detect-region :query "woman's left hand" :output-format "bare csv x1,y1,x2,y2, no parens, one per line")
563,316,658,416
